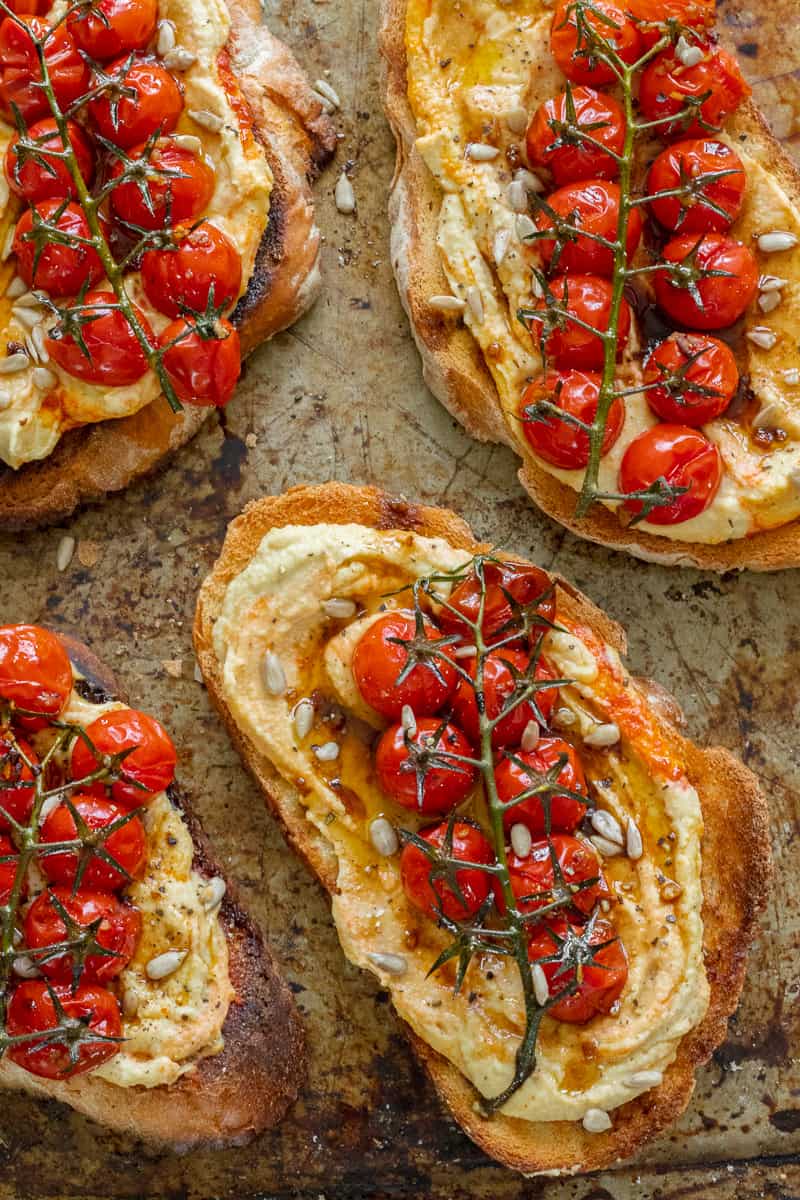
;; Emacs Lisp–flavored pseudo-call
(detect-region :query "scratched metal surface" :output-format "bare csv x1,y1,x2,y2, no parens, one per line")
0,0,798,1195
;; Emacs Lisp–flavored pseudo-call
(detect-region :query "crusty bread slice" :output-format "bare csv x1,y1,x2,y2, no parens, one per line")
378,0,800,571
0,0,336,532
0,630,305,1149
193,482,771,1174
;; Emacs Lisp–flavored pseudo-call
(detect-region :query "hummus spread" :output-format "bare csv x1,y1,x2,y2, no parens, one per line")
211,522,709,1123
405,0,800,544
0,0,272,469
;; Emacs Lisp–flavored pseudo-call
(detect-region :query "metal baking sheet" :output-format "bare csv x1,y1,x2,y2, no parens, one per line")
0,0,798,1194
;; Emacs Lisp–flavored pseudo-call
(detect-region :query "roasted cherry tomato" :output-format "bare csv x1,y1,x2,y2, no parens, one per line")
653,233,758,330
521,369,625,469
439,561,556,644
375,717,477,815
400,819,495,922
451,650,559,749
160,317,241,408
639,45,750,139
68,0,158,60
0,732,37,830
647,139,746,235
0,625,72,720
534,180,642,276
550,0,642,86
0,17,90,123
110,138,215,231
627,0,715,49
46,290,153,387
619,424,722,524
3,0,51,13
526,86,625,186
508,834,608,917
40,793,147,891
141,221,242,318
353,610,457,720
7,980,121,1079
24,886,141,983
0,833,18,904
644,332,738,425
70,707,177,809
527,916,628,1021
5,118,94,204
13,200,104,298
89,56,183,149
526,274,631,370
496,737,587,837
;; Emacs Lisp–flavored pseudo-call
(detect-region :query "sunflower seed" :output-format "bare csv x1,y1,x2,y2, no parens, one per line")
172,133,203,155
369,817,399,857
493,227,511,266
56,534,75,572
584,721,620,748
12,306,40,330
163,47,197,71
23,333,40,365
188,108,224,132
554,706,576,727
675,35,704,67
514,167,544,193
314,78,340,109
626,817,643,860
145,949,188,980
122,987,139,1018
466,141,500,161
516,214,536,241
506,105,529,134
757,230,799,253
38,792,62,822
532,962,549,1006
590,834,624,858
507,179,528,212
367,951,408,975
0,391,11,411
466,285,484,323
758,274,788,292
262,650,287,696
758,290,782,314
401,704,417,735
5,275,26,299
625,1069,663,1088
510,822,532,858
322,596,356,619
293,698,315,739
314,741,339,762
428,294,466,313
31,323,48,363
334,172,356,214
156,19,176,55
582,1108,612,1133
521,721,539,752
32,366,56,390
591,808,624,845
1,225,15,261
14,291,42,310
453,643,477,658
13,955,40,978
0,352,29,374
782,368,800,385
201,876,226,910
747,326,777,350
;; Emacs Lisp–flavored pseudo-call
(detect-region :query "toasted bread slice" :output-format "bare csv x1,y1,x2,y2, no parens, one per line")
0,0,336,532
193,482,771,1174
379,0,800,571
0,630,305,1149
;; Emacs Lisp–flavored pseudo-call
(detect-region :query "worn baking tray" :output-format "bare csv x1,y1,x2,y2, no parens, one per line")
0,0,798,1194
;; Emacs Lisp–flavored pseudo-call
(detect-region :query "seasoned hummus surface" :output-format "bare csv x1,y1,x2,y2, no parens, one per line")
212,523,709,1123
404,0,800,544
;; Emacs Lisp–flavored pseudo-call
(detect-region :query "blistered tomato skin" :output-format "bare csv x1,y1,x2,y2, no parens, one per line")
496,737,588,836
534,180,643,276
352,610,457,720
644,333,738,426
521,369,625,469
0,18,90,123
89,56,183,149
24,886,141,983
526,87,625,185
160,318,242,408
141,222,243,319
451,650,560,748
0,625,72,720
527,917,628,1022
110,140,215,231
439,562,556,643
527,275,631,370
68,0,158,60
400,820,496,922
0,833,18,904
0,733,37,830
7,980,122,1079
647,139,746,235
507,835,609,917
46,290,153,388
638,45,751,138
619,424,723,525
627,0,715,49
375,717,477,814
13,201,104,297
550,0,642,86
5,118,94,203
653,234,758,330
40,793,147,891
70,707,177,809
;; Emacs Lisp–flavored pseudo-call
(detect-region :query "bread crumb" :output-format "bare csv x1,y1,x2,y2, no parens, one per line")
162,659,183,678
77,540,102,568
245,432,257,448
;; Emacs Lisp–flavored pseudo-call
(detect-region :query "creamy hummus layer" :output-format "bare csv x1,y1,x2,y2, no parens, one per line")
211,522,709,1123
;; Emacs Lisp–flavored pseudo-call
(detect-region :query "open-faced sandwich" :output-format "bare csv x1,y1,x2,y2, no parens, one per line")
0,0,336,530
0,622,304,1146
381,0,800,570
194,482,771,1174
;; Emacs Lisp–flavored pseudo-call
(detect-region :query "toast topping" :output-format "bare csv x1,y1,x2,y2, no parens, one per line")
211,523,708,1124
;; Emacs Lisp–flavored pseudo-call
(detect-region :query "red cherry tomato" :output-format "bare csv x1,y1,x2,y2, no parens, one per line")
526,86,625,186
141,221,242,318
70,707,177,809
528,916,628,1021
497,737,587,837
89,56,183,149
521,368,625,469
0,625,72,720
46,290,153,387
7,980,121,1079
110,138,215,231
5,118,94,204
644,333,738,425
159,317,241,408
451,650,560,749
13,200,104,298
639,45,750,139
3,0,51,13
439,561,556,644
627,0,715,49
526,274,631,370
68,0,158,60
0,833,18,904
375,717,476,814
647,139,746,235
400,819,496,922
550,0,642,86
0,732,37,830
24,886,141,983
653,233,758,330
0,17,90,123
508,834,608,917
352,610,457,720
40,793,147,891
535,180,643,276
619,424,722,524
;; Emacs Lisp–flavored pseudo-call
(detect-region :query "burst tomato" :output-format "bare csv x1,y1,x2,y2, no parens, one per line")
400,819,496,922
141,221,242,318
0,625,72,720
647,138,746,234
496,737,587,837
70,707,177,809
352,610,457,720
89,56,183,149
451,650,559,748
0,17,90,123
520,369,625,469
619,424,722,524
110,138,215,230
525,274,631,369
528,916,628,1021
40,793,147,891
627,0,715,49
0,732,37,830
159,317,241,407
7,980,121,1079
534,180,642,276
639,45,750,138
68,0,158,60
508,834,608,917
46,290,153,387
24,886,141,983
13,200,104,297
375,717,477,814
653,233,758,330
526,86,625,186
5,118,94,204
439,561,556,644
644,332,738,425
550,0,642,86
0,833,18,904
